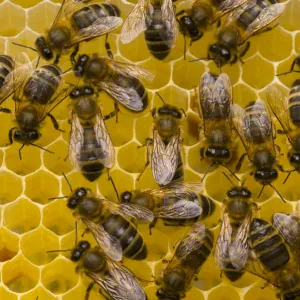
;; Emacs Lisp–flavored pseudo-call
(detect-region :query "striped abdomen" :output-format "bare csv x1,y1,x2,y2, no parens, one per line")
289,80,300,126
144,8,174,60
249,218,290,271
102,214,147,260
23,64,61,104
72,3,121,30
0,55,13,88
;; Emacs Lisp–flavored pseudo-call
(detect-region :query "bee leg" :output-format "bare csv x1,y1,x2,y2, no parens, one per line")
81,228,90,238
7,127,17,146
70,44,80,66
230,54,238,65
235,152,247,172
239,41,250,63
200,147,205,160
35,56,40,69
18,144,25,160
54,54,61,65
220,271,223,278
137,140,152,181
0,107,11,113
138,138,153,149
277,129,285,134
47,113,65,132
103,110,117,121
190,33,203,46
277,56,300,76
84,282,95,300
149,218,157,235
114,101,119,123
105,34,114,60
175,9,185,17
274,144,281,155
277,164,287,173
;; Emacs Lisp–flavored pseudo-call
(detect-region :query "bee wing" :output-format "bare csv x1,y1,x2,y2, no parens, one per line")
154,200,202,219
94,110,115,168
152,130,180,186
266,85,292,144
69,112,84,168
161,0,178,48
240,3,285,43
213,73,233,107
82,219,123,261
107,58,154,81
67,16,123,47
94,81,146,112
272,213,300,250
120,0,154,44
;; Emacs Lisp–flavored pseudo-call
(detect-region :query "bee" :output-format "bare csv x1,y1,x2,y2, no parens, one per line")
120,0,178,60
231,100,284,200
138,94,184,186
73,53,153,112
14,0,122,64
156,223,213,299
215,185,257,281
65,186,154,261
7,63,70,159
267,84,300,184
198,72,236,181
191,0,285,68
70,240,147,300
69,86,115,182
120,180,215,231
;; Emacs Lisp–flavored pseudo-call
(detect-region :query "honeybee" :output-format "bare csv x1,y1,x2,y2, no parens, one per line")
15,0,122,64
65,186,154,261
215,185,257,281
120,180,215,231
138,95,184,186
73,53,153,112
198,72,236,181
69,86,115,182
70,240,147,300
191,0,285,67
156,223,213,299
231,100,284,200
267,84,300,184
7,63,71,159
120,0,178,60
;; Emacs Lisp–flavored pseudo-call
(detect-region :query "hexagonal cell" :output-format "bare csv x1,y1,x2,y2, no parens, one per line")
44,140,73,175
41,258,78,294
135,164,159,191
233,83,258,107
2,255,39,293
207,285,240,300
20,286,56,300
43,199,75,236
123,259,152,283
62,283,101,300
10,0,42,8
279,0,300,32
0,3,26,36
3,198,40,234
182,112,201,146
27,2,59,35
0,287,17,300
277,55,300,88
0,171,22,204
244,283,277,300
0,228,19,262
257,26,292,62
38,117,62,147
242,55,275,90
25,170,59,205
173,55,205,90
135,113,153,145
21,227,60,266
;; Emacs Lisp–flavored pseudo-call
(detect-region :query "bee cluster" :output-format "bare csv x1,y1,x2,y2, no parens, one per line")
0,0,299,299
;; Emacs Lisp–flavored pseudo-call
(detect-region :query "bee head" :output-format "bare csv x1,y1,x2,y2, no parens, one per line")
35,36,53,61
74,54,89,78
227,187,251,198
288,151,300,169
71,240,91,262
69,86,94,99
158,105,182,119
14,130,40,143
67,187,88,209
254,168,278,184
208,43,231,67
120,191,132,203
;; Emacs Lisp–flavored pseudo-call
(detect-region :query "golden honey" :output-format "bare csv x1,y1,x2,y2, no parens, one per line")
0,0,299,299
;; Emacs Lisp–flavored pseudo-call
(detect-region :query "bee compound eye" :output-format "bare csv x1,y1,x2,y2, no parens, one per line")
78,241,90,251
67,198,77,209
71,249,82,262
121,191,132,203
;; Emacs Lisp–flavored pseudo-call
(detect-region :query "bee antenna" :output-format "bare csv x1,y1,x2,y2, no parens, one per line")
75,221,78,246
220,164,240,182
201,163,215,183
276,70,300,76
46,249,73,253
221,172,235,186
12,42,37,52
62,172,73,192
48,196,68,201
156,92,166,104
241,177,248,187
283,169,296,184
28,143,55,154
109,175,119,201
189,57,211,62
257,184,265,199
269,183,286,203
62,67,73,74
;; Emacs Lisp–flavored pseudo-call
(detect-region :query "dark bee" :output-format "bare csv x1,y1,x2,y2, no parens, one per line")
198,72,235,180
121,0,178,60
120,180,215,231
232,100,283,200
66,187,154,261
156,223,213,299
73,53,153,112
138,98,184,186
18,0,122,64
267,84,300,183
69,86,115,182
7,63,70,159
215,186,257,281
192,0,285,67
70,240,147,300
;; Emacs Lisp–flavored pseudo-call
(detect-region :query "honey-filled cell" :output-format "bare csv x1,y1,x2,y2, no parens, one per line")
0,228,19,262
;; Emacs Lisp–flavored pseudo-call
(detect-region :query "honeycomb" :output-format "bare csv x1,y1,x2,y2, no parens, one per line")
0,0,299,299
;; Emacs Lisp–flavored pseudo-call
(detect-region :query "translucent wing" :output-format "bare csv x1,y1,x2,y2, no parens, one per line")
154,200,202,219
161,0,178,48
266,85,292,144
67,16,123,47
241,3,285,43
213,0,249,23
69,112,84,168
94,111,115,168
152,130,180,186
82,219,122,261
272,213,300,250
213,73,233,108
120,0,154,44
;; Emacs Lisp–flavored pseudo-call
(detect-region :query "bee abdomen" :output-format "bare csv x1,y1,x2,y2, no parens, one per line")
289,83,300,126
0,55,13,88
199,194,215,219
102,214,147,260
